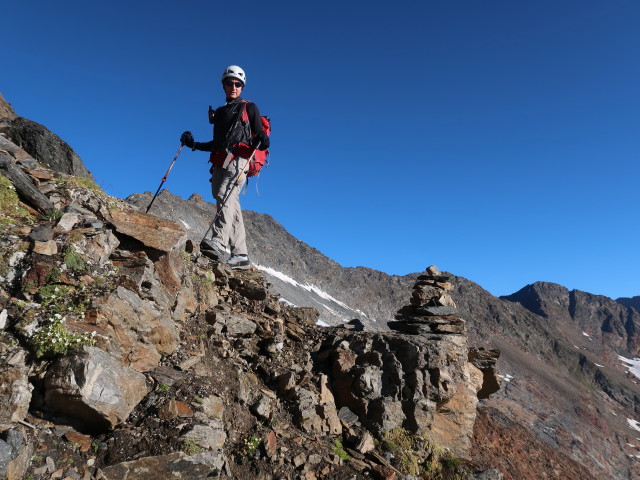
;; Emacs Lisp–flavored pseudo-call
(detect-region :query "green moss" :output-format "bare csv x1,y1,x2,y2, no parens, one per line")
333,438,350,461
46,267,61,283
64,248,86,272
42,209,63,221
380,428,468,478
55,175,104,196
181,439,203,456
0,173,32,228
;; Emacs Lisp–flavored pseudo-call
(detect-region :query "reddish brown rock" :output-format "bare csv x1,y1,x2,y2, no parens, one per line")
63,431,92,452
109,208,187,253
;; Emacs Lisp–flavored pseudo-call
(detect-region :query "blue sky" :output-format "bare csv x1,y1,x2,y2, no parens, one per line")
3,1,639,299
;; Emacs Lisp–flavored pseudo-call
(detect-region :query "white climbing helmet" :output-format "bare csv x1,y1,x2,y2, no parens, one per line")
221,65,246,86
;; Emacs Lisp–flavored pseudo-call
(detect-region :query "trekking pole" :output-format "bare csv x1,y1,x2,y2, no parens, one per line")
201,144,260,243
146,144,184,213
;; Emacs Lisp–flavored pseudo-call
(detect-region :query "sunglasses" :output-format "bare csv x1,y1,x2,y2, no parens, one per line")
223,80,244,88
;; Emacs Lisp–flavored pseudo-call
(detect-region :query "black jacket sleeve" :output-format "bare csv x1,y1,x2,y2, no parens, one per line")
245,102,264,136
193,140,215,152
246,102,269,150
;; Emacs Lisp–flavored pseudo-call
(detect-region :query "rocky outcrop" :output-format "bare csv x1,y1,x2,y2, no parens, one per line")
108,207,188,253
44,346,149,432
6,116,93,178
0,133,500,480
0,92,17,121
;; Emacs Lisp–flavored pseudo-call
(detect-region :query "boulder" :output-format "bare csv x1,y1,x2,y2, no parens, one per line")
44,346,149,432
92,286,179,371
101,452,223,479
78,228,120,265
328,330,479,457
0,162,54,213
109,208,187,253
209,311,257,337
180,424,226,450
8,116,92,178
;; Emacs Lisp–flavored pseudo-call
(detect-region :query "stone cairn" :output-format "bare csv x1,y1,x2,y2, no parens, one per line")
388,265,466,335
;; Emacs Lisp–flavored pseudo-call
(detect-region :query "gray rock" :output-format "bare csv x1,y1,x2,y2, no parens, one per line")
8,116,92,178
180,424,226,450
44,346,150,432
475,468,503,480
56,212,80,231
0,429,32,480
79,228,119,265
412,305,458,316
0,347,33,425
29,224,54,242
251,395,273,421
101,452,218,479
1,162,54,213
337,406,359,426
16,156,37,169
214,311,257,337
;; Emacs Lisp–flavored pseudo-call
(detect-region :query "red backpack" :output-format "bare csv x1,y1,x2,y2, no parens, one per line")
248,112,271,177
209,101,271,177
236,101,270,177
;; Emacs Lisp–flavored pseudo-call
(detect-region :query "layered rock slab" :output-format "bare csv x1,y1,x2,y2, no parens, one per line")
44,346,150,432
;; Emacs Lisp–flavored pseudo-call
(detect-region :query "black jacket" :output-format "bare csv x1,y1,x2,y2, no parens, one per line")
194,98,265,152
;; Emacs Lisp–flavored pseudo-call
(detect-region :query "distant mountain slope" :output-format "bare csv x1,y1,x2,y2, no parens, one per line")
502,281,640,356
126,190,414,329
617,295,640,312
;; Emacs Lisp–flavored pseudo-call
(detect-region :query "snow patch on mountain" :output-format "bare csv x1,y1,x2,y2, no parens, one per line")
255,264,367,323
619,355,640,380
628,418,640,433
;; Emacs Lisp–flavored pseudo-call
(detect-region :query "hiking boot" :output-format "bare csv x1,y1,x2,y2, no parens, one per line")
200,239,226,260
227,254,250,270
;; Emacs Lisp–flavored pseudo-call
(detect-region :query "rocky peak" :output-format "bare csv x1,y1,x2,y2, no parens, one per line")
502,281,640,356
0,92,17,121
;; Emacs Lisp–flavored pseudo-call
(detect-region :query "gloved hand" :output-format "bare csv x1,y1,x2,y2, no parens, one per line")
251,132,269,150
180,131,194,149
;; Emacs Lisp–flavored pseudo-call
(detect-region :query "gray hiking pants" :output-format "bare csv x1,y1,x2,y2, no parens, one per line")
210,158,248,256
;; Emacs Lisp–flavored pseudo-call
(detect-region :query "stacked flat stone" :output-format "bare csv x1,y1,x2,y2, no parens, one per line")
388,265,466,335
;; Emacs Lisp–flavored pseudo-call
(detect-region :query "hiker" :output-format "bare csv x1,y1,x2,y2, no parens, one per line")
180,65,269,270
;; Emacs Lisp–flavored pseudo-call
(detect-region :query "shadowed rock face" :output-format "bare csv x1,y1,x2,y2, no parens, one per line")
7,116,92,179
